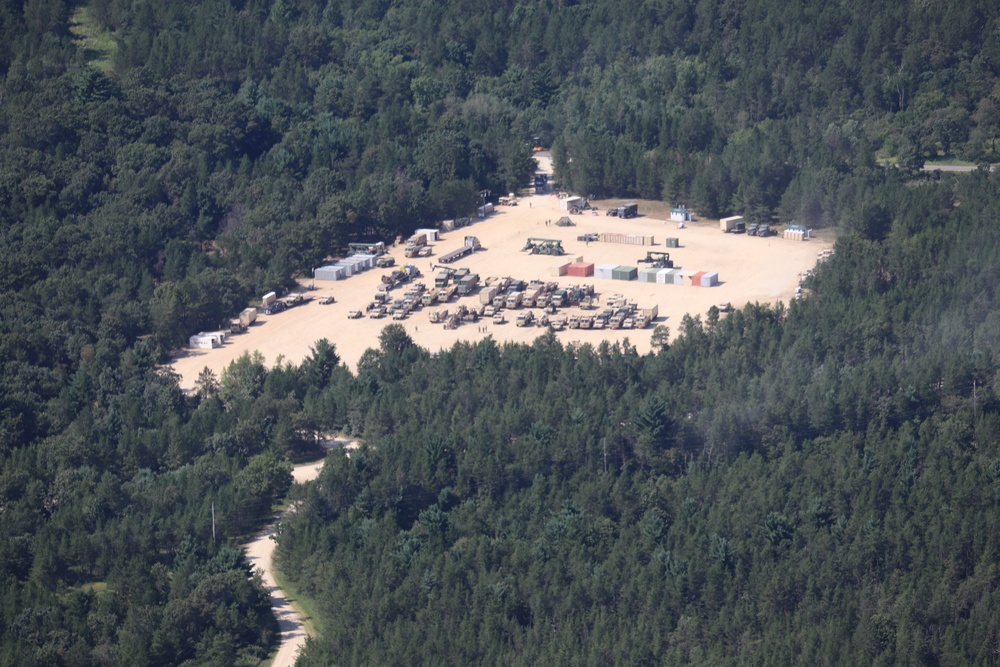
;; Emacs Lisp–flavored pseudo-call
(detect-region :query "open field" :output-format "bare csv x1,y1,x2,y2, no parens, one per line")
171,156,832,390
69,7,118,72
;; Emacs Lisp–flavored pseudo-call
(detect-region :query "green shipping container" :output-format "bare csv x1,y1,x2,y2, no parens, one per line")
612,265,638,281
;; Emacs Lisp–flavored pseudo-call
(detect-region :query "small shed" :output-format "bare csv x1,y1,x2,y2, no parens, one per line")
665,237,680,248
670,206,693,222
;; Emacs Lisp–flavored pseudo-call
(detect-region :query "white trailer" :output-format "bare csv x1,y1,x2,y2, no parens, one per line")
720,215,745,232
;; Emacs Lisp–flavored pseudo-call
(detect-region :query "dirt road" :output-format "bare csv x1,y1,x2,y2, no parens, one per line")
245,443,353,667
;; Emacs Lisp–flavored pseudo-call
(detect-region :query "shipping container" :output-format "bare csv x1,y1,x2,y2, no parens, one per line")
639,268,660,283
315,265,346,281
567,262,595,277
665,237,680,248
700,271,719,287
262,291,277,307
671,270,690,285
595,263,618,280
612,266,638,281
188,334,217,349
418,228,440,241
691,271,706,286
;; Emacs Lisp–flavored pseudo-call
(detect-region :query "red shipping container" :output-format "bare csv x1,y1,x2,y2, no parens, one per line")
691,271,706,286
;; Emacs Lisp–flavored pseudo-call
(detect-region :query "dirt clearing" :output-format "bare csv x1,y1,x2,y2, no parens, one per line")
172,156,831,389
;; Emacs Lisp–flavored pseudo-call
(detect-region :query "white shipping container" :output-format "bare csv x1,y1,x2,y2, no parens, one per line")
189,335,216,349
700,272,719,287
595,263,618,280
204,331,227,344
639,268,660,283
315,265,347,281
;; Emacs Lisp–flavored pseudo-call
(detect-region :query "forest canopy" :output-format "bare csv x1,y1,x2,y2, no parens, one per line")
1,0,1000,664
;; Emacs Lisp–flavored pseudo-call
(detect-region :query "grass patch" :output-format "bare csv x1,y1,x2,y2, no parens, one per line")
69,6,117,72
925,157,978,167
76,581,111,598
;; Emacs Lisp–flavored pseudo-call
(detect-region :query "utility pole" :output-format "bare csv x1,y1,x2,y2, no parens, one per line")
212,502,216,545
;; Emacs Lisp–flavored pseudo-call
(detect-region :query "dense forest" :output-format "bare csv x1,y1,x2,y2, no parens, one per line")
1,0,999,664
277,171,1000,664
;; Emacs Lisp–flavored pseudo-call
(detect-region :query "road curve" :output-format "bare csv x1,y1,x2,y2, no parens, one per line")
245,442,354,667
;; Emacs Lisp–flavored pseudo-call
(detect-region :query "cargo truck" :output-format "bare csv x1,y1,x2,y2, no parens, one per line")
607,203,638,218
438,284,457,302
456,274,479,295
720,216,745,233
479,286,498,305
404,233,428,258
239,307,257,328
421,289,439,306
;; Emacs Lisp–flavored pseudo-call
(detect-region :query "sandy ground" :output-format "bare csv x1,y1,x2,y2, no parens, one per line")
173,155,832,390
244,440,356,667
